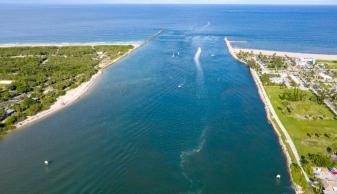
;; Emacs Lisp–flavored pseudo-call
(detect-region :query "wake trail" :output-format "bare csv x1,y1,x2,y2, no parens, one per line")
194,47,205,99
194,47,203,74
180,47,209,194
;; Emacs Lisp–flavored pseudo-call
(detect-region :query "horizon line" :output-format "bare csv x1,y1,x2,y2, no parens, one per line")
1,3,337,6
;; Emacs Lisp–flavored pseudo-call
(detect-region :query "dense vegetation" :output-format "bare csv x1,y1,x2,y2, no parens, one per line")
0,45,133,134
237,51,291,71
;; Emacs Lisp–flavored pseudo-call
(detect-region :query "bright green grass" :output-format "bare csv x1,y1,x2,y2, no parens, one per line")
290,163,315,194
317,60,337,69
265,86,337,156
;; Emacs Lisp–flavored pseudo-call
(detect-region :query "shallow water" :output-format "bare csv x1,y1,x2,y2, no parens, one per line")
0,4,336,194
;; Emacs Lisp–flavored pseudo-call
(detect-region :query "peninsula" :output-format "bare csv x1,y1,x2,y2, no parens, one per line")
225,37,337,194
0,43,140,133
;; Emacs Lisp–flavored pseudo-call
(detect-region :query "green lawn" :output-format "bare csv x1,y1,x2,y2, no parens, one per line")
265,86,337,156
317,60,337,69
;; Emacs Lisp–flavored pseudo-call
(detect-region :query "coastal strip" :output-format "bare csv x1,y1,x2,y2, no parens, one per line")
225,37,310,193
232,48,337,61
13,30,164,129
14,43,140,129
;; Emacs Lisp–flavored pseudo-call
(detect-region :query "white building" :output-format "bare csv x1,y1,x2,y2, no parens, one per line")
296,57,316,68
319,72,333,81
269,77,284,84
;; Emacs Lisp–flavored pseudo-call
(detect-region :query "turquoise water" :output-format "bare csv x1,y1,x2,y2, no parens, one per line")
0,5,336,194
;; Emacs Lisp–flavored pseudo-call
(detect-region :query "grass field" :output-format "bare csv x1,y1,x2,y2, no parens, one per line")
265,86,337,156
318,60,337,69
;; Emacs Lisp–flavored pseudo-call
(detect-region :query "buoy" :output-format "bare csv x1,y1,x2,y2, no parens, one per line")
276,174,281,179
44,160,49,165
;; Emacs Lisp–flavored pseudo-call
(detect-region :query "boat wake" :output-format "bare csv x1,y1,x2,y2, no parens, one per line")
180,127,208,194
194,47,202,73
194,47,205,99
180,125,207,194
179,47,208,194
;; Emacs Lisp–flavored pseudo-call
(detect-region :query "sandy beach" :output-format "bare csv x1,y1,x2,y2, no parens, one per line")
15,43,140,129
232,47,337,61
225,37,337,61
0,41,142,48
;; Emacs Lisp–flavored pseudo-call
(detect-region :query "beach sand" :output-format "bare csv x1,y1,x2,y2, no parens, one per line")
15,43,140,129
0,41,142,48
232,48,337,61
225,37,337,61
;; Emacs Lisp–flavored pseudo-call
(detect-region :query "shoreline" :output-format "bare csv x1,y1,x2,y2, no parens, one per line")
232,47,337,61
14,43,141,129
0,41,143,48
10,29,164,131
225,37,309,193
249,69,309,193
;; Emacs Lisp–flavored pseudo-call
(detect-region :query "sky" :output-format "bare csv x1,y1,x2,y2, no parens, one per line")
1,0,337,4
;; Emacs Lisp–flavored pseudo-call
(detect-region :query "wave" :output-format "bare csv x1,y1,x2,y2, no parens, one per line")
201,21,211,30
0,41,143,47
196,21,211,32
190,21,211,33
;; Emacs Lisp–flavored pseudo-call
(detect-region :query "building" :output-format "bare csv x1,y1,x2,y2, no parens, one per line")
269,77,284,84
313,167,337,194
301,57,316,65
319,72,333,81
5,109,16,116
296,57,316,68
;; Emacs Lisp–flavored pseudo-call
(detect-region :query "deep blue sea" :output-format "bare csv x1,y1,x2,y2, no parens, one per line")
0,4,336,194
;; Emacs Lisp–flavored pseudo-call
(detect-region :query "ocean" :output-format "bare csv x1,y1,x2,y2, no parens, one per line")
0,4,336,194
